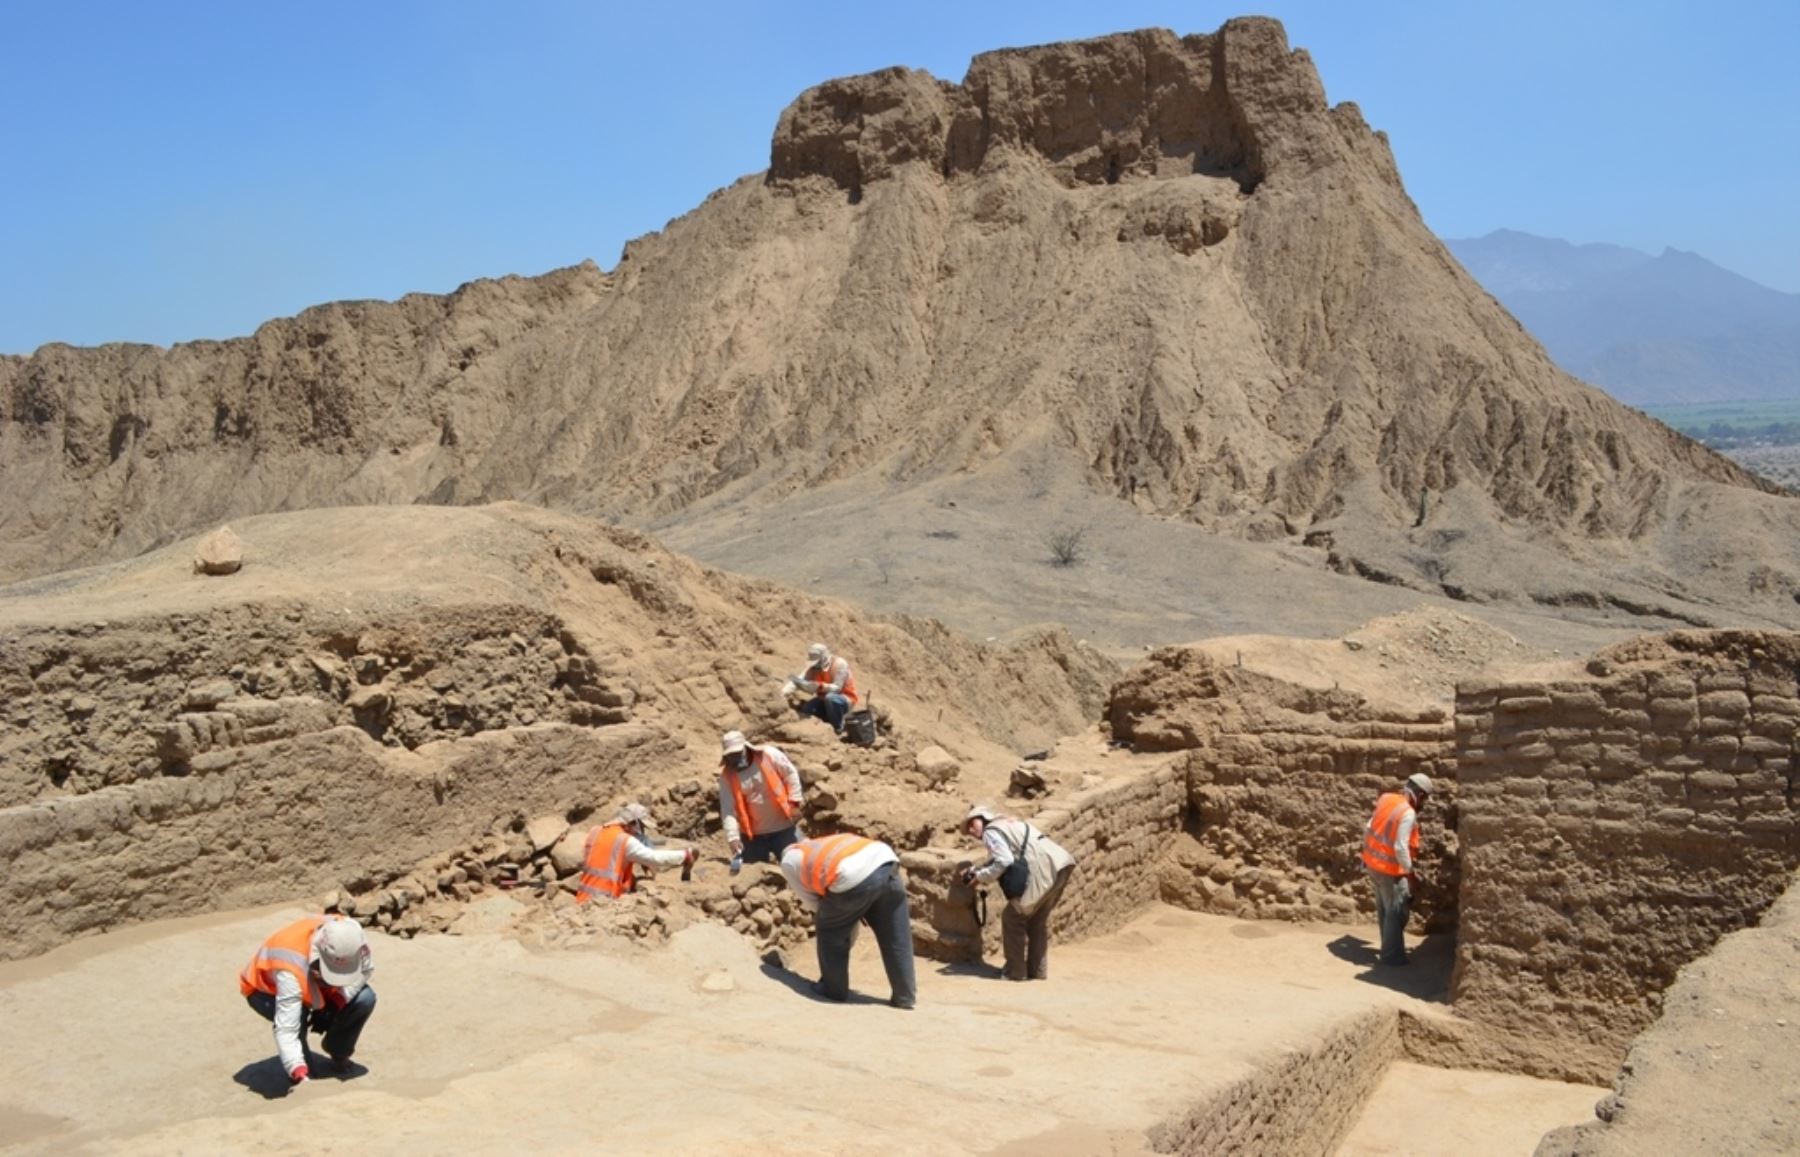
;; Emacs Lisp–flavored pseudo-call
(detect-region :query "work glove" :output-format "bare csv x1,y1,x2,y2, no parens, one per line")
290,1065,310,1085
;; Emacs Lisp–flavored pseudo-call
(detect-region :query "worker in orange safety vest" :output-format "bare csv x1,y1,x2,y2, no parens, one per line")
780,832,916,1009
789,642,859,733
577,803,698,902
239,914,376,1087
717,730,805,869
1361,772,1433,966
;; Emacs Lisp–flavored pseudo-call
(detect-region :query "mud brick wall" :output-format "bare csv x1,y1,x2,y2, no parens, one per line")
905,764,1185,961
0,722,679,960
1148,1008,1400,1156
1169,714,1457,927
1452,669,1800,1057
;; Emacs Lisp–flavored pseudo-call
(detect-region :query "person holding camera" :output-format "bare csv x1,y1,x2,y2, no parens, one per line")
958,803,1077,981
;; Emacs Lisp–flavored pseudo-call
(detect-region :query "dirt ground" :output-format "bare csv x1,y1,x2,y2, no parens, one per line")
0,902,1604,1156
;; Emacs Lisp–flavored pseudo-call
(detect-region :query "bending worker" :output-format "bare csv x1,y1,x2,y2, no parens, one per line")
718,730,804,866
959,804,1077,981
577,802,697,902
239,914,376,1086
780,832,917,1009
790,642,858,732
1361,772,1433,966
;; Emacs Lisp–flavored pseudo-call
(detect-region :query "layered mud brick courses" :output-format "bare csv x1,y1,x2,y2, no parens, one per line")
1452,659,1800,1063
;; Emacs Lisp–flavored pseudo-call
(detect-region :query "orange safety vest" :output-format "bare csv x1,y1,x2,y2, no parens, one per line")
806,658,860,706
1362,792,1419,878
238,915,331,1009
721,750,799,840
577,823,635,902
792,833,876,896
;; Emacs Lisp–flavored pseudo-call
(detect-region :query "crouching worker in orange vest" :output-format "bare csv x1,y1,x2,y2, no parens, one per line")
577,803,698,902
1362,772,1433,966
790,643,859,733
780,833,917,1010
239,914,375,1086
717,730,805,869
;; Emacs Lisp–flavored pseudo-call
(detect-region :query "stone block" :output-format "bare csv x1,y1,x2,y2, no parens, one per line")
1497,696,1553,714
526,813,569,854
1688,770,1739,791
1751,695,1800,718
1693,735,1740,756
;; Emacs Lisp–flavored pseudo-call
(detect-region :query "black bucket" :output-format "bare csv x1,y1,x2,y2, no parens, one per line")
842,708,878,747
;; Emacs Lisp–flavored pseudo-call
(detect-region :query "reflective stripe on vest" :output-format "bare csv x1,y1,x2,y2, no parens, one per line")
238,916,327,1009
577,823,634,903
807,658,859,706
795,834,875,895
1361,792,1417,877
723,752,797,840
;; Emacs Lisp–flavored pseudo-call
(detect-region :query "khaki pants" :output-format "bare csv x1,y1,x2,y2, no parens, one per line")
1001,864,1075,980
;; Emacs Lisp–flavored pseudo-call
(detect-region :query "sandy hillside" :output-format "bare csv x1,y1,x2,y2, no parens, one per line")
2,19,1797,635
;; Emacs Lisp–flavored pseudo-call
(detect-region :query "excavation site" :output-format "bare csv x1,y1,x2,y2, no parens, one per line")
3,16,1798,1157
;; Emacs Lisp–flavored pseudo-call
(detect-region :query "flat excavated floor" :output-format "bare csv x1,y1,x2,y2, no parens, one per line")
0,903,1598,1155
1338,1061,1606,1156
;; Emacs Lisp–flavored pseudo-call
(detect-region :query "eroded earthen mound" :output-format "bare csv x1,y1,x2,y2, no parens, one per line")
3,18,1797,626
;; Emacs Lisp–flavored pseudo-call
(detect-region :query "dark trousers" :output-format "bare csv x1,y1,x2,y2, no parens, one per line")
814,862,917,1007
741,826,800,865
797,694,852,732
1001,864,1075,980
247,985,377,1061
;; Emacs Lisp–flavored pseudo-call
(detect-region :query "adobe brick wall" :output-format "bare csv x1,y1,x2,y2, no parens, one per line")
1452,641,1800,1058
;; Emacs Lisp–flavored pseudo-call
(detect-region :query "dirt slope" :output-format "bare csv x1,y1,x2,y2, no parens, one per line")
3,19,1797,629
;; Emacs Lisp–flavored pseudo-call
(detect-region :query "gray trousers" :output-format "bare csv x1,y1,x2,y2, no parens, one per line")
1367,868,1411,964
814,862,917,1007
1002,864,1075,980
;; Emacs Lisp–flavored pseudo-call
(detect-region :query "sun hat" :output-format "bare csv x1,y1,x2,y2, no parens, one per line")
314,918,367,987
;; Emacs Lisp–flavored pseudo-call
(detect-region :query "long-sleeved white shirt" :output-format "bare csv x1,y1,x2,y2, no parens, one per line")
780,840,897,912
799,656,853,697
717,746,804,845
623,832,688,870
270,939,374,1076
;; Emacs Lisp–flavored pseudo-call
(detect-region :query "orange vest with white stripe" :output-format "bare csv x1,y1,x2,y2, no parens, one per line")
238,916,329,1009
792,833,875,896
721,751,798,839
1362,792,1418,878
807,658,860,706
578,823,635,902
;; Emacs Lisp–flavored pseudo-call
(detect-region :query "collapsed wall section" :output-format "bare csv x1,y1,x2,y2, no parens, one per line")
1452,635,1800,1072
0,722,678,960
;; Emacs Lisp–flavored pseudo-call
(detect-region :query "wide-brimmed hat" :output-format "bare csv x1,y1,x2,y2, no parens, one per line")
617,802,654,827
721,730,749,756
1406,772,1434,797
807,643,830,663
964,803,999,825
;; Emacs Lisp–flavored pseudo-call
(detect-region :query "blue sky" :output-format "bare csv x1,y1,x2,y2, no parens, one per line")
3,0,1796,352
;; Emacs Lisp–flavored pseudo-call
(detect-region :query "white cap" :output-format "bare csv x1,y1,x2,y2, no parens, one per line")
807,643,830,664
1406,772,1434,797
964,803,999,825
314,918,367,988
617,802,653,827
721,730,749,756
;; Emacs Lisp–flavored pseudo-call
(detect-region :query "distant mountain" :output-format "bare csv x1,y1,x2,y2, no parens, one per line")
1448,229,1800,405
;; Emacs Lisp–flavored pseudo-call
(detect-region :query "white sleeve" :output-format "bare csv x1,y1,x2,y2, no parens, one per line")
1394,810,1417,874
824,659,850,694
273,969,307,1076
780,852,820,911
718,775,741,844
973,825,1014,883
625,833,687,869
770,748,804,806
